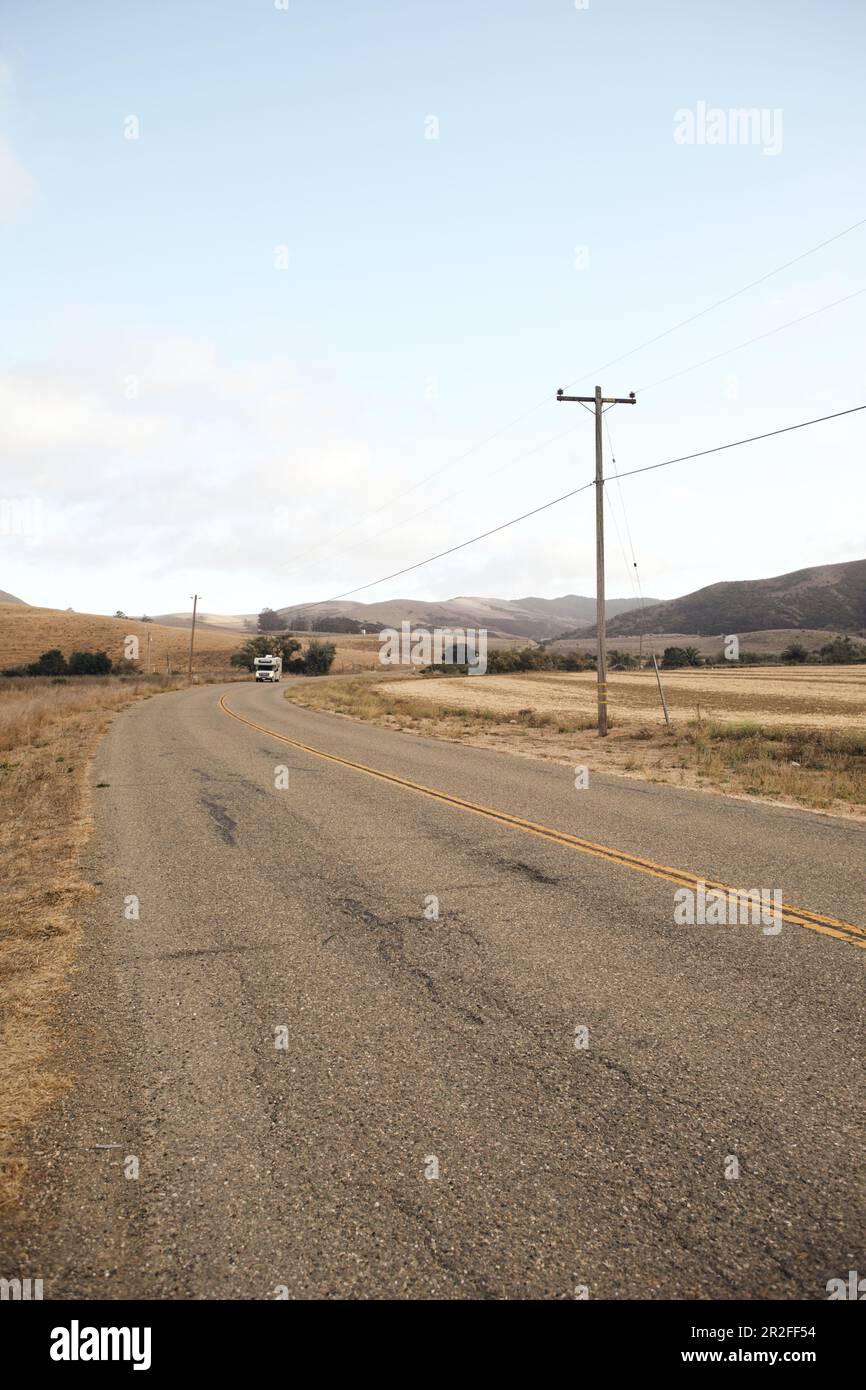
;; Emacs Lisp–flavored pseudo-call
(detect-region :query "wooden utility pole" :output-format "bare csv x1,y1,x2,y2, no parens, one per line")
188,594,200,683
556,385,636,736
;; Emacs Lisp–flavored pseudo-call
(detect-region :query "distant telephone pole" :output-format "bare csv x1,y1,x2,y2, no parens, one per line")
188,594,200,683
556,385,636,736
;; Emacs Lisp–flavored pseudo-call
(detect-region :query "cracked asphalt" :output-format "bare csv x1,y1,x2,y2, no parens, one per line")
4,680,864,1299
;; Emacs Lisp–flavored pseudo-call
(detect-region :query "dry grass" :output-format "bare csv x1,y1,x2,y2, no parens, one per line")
676,721,866,810
0,675,193,1205
0,603,241,672
314,634,390,672
284,666,866,819
381,666,866,730
0,603,385,676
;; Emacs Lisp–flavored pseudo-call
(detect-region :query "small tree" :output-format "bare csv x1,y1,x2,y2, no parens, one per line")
781,641,809,664
68,650,113,675
257,607,285,633
231,634,302,671
28,649,67,676
661,646,689,669
301,639,336,675
818,635,866,664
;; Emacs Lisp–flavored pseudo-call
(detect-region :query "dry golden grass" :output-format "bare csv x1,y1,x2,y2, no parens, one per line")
0,603,385,676
0,675,193,1205
380,666,866,730
0,603,239,672
284,666,866,819
315,633,389,671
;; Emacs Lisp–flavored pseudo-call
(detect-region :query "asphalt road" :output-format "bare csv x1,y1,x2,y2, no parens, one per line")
6,680,865,1299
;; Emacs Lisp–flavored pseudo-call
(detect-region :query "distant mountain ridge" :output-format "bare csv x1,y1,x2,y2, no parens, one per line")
605,559,866,638
273,594,657,641
154,593,656,642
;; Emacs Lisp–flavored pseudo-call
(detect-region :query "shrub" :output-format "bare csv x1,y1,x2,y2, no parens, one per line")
301,639,336,675
67,650,113,675
817,635,866,664
662,647,689,668
781,642,810,663
27,649,68,677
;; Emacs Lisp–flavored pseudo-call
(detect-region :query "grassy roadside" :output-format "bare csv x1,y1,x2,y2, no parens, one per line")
284,673,866,818
0,674,223,1206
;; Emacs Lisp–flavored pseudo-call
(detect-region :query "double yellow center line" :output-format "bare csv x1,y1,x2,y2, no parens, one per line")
219,694,866,949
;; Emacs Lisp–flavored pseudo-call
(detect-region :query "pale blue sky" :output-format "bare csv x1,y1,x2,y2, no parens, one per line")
2,0,865,617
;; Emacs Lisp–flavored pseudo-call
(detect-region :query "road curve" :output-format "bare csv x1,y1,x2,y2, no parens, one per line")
5,680,864,1299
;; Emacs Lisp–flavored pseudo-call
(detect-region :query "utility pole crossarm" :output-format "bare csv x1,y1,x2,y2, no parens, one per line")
555,384,637,737
556,389,637,405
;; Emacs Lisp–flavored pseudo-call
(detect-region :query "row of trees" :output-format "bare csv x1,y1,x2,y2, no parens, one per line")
2,648,115,677
436,637,866,675
256,607,381,635
661,635,866,668
779,636,866,664
481,648,597,674
230,634,336,675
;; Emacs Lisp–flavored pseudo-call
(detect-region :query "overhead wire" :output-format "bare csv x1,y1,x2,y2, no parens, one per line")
275,214,866,577
315,402,866,604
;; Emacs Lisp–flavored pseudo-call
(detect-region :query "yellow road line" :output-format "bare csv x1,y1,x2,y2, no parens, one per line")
219,693,866,949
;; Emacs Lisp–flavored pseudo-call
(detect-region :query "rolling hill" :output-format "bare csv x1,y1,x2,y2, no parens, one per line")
152,593,657,642
0,604,390,674
604,559,866,638
0,605,242,673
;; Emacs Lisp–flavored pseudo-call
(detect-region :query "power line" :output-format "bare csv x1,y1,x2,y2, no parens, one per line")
609,402,866,484
320,481,595,603
275,213,866,577
315,402,866,603
636,286,866,393
562,213,866,392
281,281,866,589
603,414,657,664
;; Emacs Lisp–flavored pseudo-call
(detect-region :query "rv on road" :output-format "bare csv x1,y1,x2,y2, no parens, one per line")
253,654,282,682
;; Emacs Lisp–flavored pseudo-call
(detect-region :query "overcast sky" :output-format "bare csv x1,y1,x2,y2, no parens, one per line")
2,0,865,619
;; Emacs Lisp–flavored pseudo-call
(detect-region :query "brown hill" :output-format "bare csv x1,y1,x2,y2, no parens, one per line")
268,593,656,642
0,605,241,672
605,559,866,638
0,604,387,674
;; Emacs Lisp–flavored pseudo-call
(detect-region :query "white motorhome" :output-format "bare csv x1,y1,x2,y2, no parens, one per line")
254,654,282,682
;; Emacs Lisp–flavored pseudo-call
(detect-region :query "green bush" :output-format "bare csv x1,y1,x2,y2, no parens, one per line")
231,634,302,670
27,649,68,676
781,642,810,663
67,650,112,675
484,646,595,674
301,639,336,675
661,646,689,668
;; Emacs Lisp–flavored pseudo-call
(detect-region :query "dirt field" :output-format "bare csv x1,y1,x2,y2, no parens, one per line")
0,604,384,674
284,665,866,820
381,666,866,731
